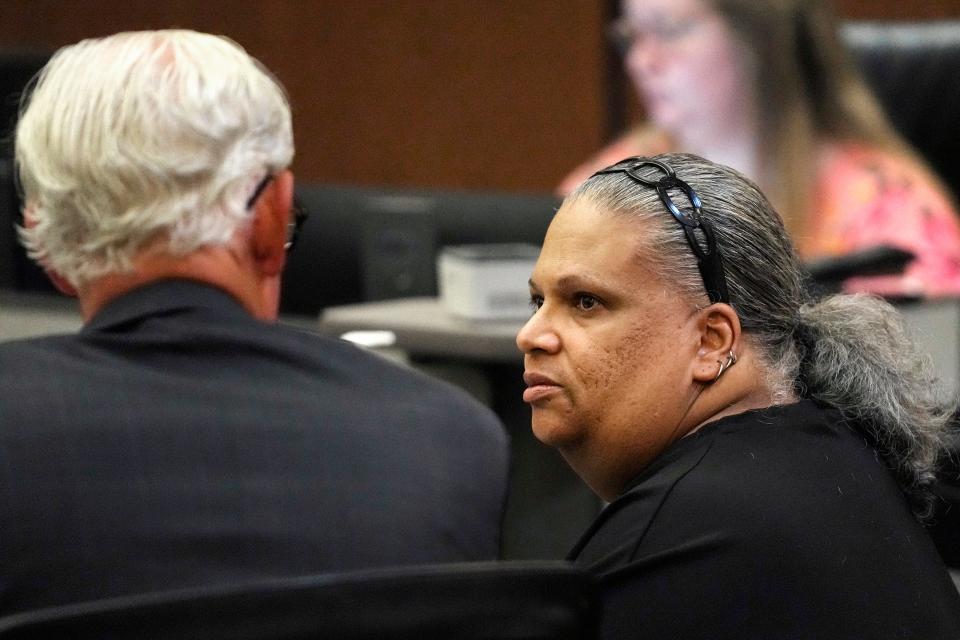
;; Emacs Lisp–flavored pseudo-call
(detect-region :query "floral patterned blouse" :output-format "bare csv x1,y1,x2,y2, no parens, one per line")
804,142,960,298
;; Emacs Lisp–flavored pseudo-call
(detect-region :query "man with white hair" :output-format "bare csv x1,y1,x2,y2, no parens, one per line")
0,30,509,614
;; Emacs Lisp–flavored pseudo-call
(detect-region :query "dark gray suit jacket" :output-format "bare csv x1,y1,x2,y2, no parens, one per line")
0,280,509,614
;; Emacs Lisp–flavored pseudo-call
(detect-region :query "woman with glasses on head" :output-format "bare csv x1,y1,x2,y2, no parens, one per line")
559,0,960,299
522,153,960,639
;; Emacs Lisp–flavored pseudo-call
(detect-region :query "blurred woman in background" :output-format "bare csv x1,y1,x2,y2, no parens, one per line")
559,0,960,298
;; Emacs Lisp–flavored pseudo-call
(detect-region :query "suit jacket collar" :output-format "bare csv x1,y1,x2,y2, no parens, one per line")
82,279,251,333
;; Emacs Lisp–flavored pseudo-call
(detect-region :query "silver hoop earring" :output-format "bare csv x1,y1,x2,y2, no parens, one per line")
714,350,737,381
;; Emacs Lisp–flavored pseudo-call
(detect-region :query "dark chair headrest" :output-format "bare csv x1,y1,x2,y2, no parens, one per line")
0,561,600,639
842,21,960,199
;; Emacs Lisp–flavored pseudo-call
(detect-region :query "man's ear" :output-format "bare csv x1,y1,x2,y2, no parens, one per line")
251,169,294,277
691,303,741,383
46,269,78,298
22,204,78,297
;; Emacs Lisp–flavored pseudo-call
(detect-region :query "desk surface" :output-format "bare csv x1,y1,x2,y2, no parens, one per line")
0,291,82,341
319,297,524,363
320,296,960,393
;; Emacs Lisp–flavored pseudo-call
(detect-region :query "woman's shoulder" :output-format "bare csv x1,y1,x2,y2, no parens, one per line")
574,401,876,565
634,402,905,524
816,141,948,192
583,401,914,552
813,141,953,215
556,125,672,196
573,402,960,639
807,141,960,297
575,403,846,544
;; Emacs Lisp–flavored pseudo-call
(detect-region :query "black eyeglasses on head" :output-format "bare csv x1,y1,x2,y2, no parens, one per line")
590,157,730,304
246,173,309,252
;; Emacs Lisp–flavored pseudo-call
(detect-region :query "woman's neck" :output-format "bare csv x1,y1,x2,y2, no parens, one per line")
669,91,763,187
683,133,761,187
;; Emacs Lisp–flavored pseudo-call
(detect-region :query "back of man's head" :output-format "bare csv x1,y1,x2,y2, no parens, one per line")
15,30,294,291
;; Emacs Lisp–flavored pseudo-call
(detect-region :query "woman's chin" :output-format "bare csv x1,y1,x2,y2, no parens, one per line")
530,413,584,449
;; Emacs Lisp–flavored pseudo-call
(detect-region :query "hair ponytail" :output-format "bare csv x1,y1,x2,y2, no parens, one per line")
795,294,954,519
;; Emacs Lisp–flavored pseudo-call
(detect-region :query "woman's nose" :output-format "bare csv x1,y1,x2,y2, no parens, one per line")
516,310,561,355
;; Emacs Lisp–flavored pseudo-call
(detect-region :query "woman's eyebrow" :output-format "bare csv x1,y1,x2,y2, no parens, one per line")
555,274,605,291
529,273,613,294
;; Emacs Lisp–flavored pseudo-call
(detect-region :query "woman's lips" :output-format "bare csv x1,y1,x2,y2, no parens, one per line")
523,372,562,404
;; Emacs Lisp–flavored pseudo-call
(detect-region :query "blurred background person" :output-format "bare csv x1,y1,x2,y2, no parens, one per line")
559,0,960,299
523,154,960,638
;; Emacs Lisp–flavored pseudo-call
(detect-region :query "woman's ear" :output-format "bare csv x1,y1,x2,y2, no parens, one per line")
251,169,294,277
692,303,741,383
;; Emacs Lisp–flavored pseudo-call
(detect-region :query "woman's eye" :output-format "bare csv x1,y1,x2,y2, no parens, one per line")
575,294,600,311
529,295,544,312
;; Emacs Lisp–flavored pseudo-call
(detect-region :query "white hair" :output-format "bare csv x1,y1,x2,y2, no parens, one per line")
15,29,294,287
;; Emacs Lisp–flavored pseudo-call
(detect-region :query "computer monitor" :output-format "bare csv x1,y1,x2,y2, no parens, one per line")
281,184,559,316
0,51,52,293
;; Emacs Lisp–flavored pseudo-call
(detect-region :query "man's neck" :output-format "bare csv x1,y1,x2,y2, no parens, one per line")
77,244,280,323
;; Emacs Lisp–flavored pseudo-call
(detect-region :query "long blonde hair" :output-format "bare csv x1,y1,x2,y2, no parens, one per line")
710,0,925,234
625,0,935,237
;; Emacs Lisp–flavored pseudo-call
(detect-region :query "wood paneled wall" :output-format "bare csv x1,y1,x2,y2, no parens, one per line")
838,0,960,19
0,1,957,192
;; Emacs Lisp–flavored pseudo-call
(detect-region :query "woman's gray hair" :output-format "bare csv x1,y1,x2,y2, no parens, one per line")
15,30,294,288
571,152,953,520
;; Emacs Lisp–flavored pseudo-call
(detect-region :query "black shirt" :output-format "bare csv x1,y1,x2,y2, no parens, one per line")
570,400,960,639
